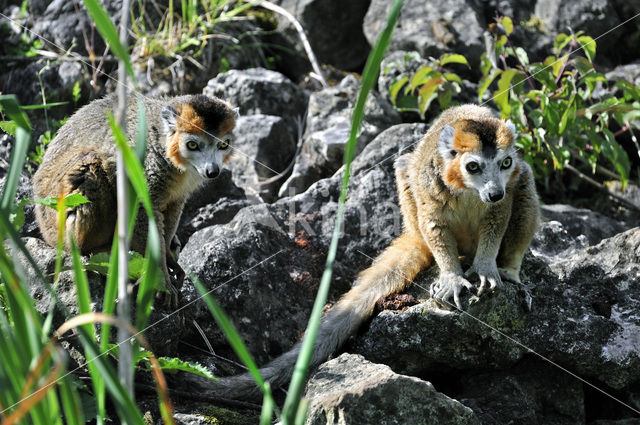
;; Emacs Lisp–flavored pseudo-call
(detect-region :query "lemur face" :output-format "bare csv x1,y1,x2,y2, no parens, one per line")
437,118,520,203
161,95,239,179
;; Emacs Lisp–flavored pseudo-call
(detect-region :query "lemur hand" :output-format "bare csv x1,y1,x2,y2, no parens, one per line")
465,260,502,296
430,272,474,310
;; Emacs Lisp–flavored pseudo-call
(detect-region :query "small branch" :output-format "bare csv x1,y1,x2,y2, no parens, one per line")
564,163,640,212
572,154,620,181
116,0,133,400
259,0,327,87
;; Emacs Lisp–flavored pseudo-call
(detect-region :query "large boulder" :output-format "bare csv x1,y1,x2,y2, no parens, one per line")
203,68,308,138
304,353,480,425
224,114,297,202
279,75,401,196
364,0,486,66
273,0,372,71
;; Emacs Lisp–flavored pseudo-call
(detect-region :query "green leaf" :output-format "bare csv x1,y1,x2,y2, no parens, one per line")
0,120,17,136
478,69,501,102
573,57,593,75
418,77,443,117
439,53,469,67
531,63,558,90
389,76,409,105
0,95,31,215
601,129,630,187
72,81,81,103
409,65,434,89
577,35,596,62
443,73,462,84
514,47,529,66
554,33,572,53
154,357,216,380
558,96,576,134
495,69,519,116
499,16,514,35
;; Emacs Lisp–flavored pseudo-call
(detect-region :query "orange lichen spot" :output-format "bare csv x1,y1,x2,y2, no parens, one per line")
166,131,187,169
175,103,206,135
509,164,521,182
496,123,515,149
444,156,467,189
452,129,480,152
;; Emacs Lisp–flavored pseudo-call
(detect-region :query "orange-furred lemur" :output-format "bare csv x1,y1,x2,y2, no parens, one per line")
185,104,540,401
33,94,238,305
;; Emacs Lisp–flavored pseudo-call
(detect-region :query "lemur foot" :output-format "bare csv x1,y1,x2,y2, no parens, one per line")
158,253,185,308
465,261,502,296
430,273,474,310
498,267,521,284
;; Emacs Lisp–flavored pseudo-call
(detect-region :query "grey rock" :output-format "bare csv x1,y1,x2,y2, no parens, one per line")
177,169,250,244
274,0,371,71
458,358,585,425
606,62,640,86
226,114,297,202
531,204,629,257
364,0,486,66
203,68,308,138
354,227,640,390
279,75,401,196
304,353,479,425
177,124,427,365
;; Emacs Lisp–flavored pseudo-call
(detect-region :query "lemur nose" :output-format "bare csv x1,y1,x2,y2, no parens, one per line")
489,191,504,202
206,166,220,179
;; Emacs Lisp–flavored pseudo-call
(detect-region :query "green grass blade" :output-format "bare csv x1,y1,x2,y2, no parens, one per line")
0,95,31,214
282,0,404,421
58,377,84,425
106,112,161,328
259,383,275,425
82,0,136,82
193,278,277,406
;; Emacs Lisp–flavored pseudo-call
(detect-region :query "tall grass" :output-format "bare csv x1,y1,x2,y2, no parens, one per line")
0,0,403,423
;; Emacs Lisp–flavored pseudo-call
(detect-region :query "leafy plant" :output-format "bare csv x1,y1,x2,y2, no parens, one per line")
386,52,469,119
480,16,638,187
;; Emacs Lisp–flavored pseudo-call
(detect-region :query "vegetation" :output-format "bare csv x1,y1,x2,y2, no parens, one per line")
0,0,404,424
387,16,640,189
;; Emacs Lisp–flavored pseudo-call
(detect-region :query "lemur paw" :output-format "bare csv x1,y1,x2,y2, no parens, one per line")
465,261,502,296
498,267,521,284
430,273,474,310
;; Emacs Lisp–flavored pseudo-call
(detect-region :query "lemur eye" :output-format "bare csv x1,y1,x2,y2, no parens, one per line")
466,162,481,174
186,140,199,151
450,150,457,157
501,157,512,169
218,139,230,150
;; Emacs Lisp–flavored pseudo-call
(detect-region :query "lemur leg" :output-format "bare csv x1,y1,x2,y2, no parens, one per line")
62,151,116,252
497,164,539,283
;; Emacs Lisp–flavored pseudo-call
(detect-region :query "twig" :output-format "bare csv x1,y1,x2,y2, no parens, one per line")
564,163,640,212
257,112,307,186
572,154,620,181
258,0,327,87
115,0,133,399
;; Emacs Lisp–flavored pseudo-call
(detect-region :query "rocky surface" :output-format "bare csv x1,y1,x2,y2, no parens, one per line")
3,0,640,423
274,0,372,72
304,353,479,425
280,74,401,196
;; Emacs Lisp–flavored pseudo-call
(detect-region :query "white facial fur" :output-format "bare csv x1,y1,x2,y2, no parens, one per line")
458,149,517,203
438,124,518,203
180,133,229,179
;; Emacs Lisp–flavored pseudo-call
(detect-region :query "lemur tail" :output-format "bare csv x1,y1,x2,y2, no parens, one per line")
187,233,432,401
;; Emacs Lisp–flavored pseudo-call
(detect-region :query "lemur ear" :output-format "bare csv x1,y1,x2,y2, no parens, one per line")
232,107,240,120
506,119,516,139
161,104,178,134
437,125,457,161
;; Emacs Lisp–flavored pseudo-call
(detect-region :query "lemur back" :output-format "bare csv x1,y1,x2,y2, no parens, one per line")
33,94,238,305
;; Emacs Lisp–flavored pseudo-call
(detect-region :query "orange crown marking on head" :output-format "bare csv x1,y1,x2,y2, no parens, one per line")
175,104,206,135
452,129,481,153
444,156,467,189
496,122,515,149
166,131,187,169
